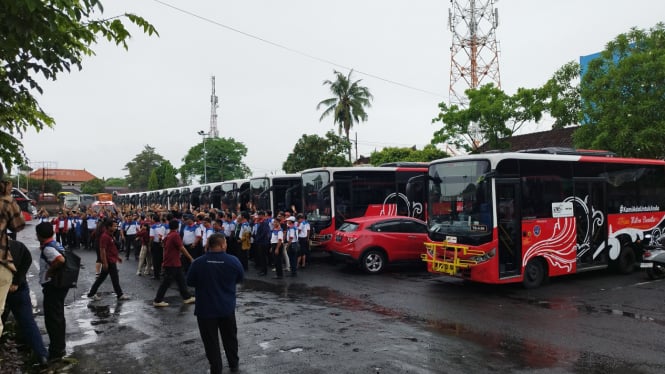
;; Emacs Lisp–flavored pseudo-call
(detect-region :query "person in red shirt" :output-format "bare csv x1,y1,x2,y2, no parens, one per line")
51,212,69,247
86,219,129,301
153,219,195,307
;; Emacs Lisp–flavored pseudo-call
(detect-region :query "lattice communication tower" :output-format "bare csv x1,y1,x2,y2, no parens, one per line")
209,76,219,138
448,0,501,107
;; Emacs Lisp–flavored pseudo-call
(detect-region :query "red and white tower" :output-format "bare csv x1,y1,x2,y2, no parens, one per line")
448,0,501,107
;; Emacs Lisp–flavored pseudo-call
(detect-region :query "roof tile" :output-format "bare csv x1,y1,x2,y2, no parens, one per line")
28,169,97,183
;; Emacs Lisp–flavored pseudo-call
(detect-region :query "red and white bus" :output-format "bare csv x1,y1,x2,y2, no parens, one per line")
302,165,427,251
421,149,665,288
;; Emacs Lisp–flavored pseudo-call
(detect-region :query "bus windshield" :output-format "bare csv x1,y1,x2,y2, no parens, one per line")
273,178,301,213
250,178,270,211
428,160,492,241
302,171,331,223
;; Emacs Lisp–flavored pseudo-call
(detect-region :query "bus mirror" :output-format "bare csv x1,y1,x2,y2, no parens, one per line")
483,171,497,179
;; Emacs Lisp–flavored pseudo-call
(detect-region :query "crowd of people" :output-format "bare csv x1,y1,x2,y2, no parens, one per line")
41,202,312,282
5,199,312,373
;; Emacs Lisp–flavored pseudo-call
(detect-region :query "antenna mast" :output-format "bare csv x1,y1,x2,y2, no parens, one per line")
448,0,501,107
209,76,219,138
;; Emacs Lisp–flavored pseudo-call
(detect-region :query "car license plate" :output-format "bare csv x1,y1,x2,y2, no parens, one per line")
640,262,654,268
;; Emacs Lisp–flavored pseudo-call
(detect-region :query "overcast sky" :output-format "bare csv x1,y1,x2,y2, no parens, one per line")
20,0,665,180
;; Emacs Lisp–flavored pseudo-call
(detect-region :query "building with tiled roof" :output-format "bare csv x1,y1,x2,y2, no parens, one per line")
28,168,97,193
476,126,577,153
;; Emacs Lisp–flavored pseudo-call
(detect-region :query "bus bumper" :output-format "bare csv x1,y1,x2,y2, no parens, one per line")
421,242,485,276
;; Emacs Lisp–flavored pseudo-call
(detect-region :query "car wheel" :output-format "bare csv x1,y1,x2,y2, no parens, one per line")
522,258,546,289
361,249,386,274
646,264,665,280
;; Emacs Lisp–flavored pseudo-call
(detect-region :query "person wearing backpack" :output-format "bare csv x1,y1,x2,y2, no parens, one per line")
36,222,68,362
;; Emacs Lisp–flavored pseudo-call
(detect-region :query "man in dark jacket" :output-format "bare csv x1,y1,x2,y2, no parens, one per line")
2,239,49,366
253,211,271,276
187,233,244,374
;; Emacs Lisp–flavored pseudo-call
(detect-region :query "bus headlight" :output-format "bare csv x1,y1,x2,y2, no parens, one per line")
472,248,496,263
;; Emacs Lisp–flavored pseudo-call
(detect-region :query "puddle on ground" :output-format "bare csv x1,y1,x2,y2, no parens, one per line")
67,291,143,350
508,294,665,325
240,278,651,372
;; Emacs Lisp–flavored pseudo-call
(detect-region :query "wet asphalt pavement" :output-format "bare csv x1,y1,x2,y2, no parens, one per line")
16,220,665,373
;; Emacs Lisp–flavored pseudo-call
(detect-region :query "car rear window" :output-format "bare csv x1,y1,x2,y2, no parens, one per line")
338,222,359,232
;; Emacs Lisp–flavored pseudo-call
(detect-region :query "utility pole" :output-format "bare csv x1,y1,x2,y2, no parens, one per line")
198,131,209,184
354,132,358,162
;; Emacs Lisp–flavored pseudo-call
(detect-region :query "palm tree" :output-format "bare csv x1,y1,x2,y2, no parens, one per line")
317,70,373,163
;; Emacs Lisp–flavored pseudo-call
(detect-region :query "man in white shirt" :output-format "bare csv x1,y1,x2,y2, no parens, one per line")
296,214,311,269
181,214,202,273
149,214,166,280
123,214,140,260
86,214,98,250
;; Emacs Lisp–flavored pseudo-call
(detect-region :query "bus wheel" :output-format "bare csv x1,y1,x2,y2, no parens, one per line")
523,258,546,289
361,249,386,274
616,246,636,274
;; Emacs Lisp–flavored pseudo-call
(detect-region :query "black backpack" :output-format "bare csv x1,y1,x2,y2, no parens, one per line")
41,241,81,289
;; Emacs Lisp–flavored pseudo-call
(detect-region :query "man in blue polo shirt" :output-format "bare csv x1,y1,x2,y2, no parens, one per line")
187,233,243,374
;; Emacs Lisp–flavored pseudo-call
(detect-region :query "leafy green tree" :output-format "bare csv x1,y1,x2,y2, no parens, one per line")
575,23,665,158
370,145,448,165
124,145,166,191
105,178,127,187
81,178,105,194
432,60,585,153
432,84,545,153
0,0,157,171
283,131,351,173
317,70,373,163
541,61,582,129
151,161,178,189
148,170,159,191
10,174,30,191
9,176,42,195
181,137,251,184
41,179,62,194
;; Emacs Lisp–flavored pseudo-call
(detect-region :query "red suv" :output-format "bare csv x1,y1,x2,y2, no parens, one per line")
330,216,429,274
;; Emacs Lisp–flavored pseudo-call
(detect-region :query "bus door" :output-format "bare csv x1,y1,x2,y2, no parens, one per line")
496,179,522,276
573,178,607,266
333,179,352,229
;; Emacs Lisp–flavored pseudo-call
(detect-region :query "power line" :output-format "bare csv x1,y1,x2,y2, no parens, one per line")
151,0,446,98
